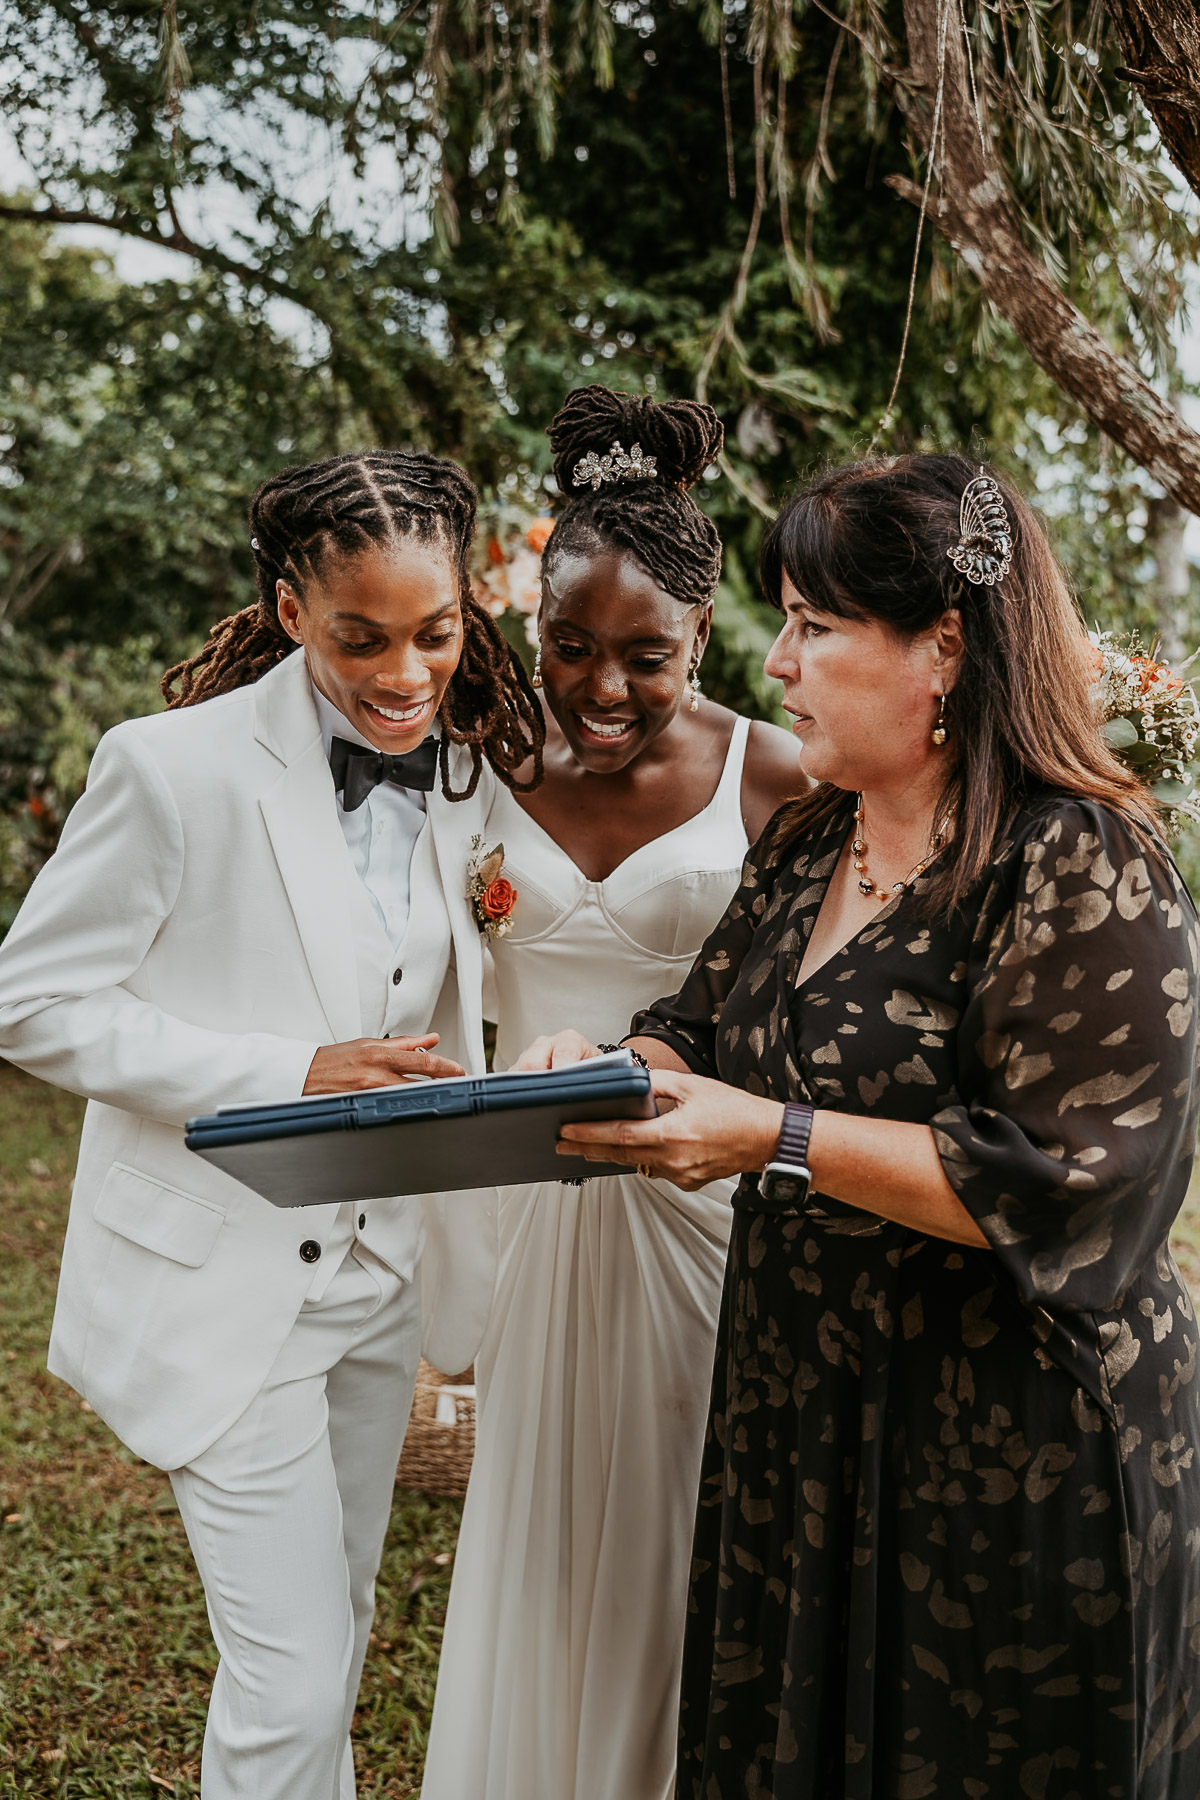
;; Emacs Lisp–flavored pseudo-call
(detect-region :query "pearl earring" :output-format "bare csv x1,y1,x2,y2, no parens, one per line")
932,693,947,747
532,648,543,689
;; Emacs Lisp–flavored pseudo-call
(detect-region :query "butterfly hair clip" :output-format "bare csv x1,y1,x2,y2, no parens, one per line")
948,468,1013,587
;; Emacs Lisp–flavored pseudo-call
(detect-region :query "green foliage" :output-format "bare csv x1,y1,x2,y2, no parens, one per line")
0,217,358,652
0,0,1197,921
0,634,164,930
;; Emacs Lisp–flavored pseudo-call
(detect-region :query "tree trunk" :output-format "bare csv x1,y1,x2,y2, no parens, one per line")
1146,496,1192,664
1105,0,1200,202
889,0,1200,518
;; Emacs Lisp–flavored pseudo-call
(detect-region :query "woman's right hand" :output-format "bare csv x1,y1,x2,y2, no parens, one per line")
512,1030,601,1071
303,1035,465,1093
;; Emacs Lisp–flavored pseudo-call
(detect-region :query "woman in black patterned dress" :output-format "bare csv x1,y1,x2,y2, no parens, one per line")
546,454,1200,1798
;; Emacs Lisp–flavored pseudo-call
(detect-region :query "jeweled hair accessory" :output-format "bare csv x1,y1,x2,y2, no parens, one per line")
572,440,659,491
948,468,1013,587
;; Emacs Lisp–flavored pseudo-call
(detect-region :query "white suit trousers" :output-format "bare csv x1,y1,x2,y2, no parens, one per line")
169,1244,422,1800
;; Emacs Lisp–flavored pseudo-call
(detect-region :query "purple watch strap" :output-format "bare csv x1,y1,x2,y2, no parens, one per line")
774,1101,814,1169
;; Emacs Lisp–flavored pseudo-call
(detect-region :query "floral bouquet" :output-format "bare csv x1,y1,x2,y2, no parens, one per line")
470,507,555,648
1091,629,1200,834
466,835,518,940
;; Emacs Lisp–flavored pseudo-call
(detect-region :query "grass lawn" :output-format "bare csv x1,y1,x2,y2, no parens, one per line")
0,1066,460,1799
5,1065,1200,1800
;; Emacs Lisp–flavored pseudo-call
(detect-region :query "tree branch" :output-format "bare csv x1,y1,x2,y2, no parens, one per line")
1106,0,1200,202
889,0,1200,517
0,199,294,307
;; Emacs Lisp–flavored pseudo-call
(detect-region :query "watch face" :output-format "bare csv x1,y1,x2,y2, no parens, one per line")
760,1164,811,1208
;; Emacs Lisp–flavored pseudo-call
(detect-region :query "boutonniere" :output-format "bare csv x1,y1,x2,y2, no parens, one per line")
467,836,518,940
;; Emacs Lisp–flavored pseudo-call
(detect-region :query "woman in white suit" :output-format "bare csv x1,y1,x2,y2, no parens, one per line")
0,450,543,1800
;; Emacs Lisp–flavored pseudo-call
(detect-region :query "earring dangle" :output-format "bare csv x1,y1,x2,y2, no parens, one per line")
532,648,543,689
931,694,947,747
687,658,702,714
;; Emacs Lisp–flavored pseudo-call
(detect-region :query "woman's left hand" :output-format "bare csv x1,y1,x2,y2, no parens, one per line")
558,1068,784,1190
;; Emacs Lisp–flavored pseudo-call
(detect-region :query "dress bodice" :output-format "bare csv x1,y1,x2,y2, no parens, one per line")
488,716,751,1067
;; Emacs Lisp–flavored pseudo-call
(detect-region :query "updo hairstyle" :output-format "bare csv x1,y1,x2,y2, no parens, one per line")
544,386,725,607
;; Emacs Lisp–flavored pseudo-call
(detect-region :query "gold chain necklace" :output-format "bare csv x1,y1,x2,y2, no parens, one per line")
852,795,952,903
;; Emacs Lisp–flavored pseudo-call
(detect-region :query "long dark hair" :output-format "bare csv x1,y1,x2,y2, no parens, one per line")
162,450,545,800
544,386,725,606
761,452,1159,912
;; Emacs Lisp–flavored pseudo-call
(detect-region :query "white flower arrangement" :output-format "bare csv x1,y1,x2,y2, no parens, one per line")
1091,629,1200,834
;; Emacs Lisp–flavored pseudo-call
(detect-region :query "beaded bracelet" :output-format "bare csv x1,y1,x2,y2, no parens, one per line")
598,1040,650,1069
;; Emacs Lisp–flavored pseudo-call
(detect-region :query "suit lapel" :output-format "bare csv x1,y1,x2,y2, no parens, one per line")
255,654,362,1044
426,746,488,1075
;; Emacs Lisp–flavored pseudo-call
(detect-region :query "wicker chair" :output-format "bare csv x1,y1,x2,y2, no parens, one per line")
397,1359,476,1497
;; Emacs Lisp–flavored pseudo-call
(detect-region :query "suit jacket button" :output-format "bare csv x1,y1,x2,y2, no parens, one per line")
358,1214,366,1230
392,967,403,985
299,1239,321,1263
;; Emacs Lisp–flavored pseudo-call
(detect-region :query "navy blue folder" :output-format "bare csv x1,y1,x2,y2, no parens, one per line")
185,1050,655,1205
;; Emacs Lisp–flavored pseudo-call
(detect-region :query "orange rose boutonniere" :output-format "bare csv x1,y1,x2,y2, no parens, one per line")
467,836,518,940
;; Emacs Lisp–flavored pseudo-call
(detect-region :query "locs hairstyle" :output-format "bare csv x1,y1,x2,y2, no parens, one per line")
544,386,725,607
161,450,545,800
760,451,1159,914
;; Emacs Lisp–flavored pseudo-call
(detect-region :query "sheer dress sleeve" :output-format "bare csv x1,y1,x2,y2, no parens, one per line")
631,838,782,1078
934,800,1200,1313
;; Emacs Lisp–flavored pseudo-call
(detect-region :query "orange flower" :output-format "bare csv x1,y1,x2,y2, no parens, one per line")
480,877,517,920
487,535,505,565
525,516,555,553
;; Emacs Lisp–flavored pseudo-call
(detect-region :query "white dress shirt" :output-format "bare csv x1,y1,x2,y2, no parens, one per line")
312,684,429,945
309,680,448,1302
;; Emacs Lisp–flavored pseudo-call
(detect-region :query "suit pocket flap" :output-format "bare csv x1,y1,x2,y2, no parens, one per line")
94,1163,226,1269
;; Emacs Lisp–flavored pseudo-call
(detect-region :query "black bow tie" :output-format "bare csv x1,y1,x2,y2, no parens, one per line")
329,734,440,811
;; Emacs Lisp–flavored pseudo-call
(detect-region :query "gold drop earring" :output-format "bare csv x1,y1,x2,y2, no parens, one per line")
932,693,947,747
687,655,702,713
532,647,543,689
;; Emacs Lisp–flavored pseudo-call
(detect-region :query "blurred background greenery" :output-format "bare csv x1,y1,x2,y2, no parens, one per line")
1,0,1199,928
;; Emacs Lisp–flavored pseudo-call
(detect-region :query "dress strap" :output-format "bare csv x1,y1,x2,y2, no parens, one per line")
708,714,752,831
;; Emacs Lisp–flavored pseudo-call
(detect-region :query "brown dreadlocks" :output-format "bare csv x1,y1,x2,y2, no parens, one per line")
162,450,545,800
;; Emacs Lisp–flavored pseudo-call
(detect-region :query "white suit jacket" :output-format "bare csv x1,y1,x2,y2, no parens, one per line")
0,650,498,1468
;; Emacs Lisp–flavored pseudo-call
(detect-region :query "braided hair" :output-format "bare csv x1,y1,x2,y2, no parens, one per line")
544,387,725,606
161,450,544,799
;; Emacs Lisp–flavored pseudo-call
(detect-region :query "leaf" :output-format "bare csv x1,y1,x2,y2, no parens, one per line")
477,846,504,885
1123,740,1160,766
1152,778,1192,804
1103,716,1139,750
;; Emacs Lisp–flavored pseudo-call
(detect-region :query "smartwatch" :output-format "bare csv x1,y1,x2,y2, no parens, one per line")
759,1102,815,1212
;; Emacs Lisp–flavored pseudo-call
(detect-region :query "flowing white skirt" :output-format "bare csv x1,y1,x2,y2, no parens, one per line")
419,1171,732,1800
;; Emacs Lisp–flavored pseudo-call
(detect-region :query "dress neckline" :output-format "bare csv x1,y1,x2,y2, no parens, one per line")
792,795,927,990
499,714,751,890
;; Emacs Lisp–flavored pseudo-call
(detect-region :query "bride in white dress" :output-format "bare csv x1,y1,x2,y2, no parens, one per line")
420,387,804,1800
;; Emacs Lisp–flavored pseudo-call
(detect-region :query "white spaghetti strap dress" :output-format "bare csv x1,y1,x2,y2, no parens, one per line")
420,716,753,1800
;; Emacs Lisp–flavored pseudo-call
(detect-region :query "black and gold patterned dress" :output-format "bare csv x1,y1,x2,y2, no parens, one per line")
634,792,1200,1800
